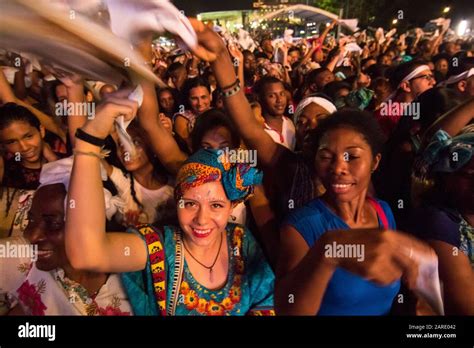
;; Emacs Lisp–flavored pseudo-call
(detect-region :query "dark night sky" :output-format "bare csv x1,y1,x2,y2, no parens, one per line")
172,0,473,27
172,0,253,16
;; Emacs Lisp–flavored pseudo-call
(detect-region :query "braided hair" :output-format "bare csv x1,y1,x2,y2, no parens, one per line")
128,173,144,210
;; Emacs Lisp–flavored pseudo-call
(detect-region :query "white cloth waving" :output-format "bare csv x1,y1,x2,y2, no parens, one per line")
105,0,197,50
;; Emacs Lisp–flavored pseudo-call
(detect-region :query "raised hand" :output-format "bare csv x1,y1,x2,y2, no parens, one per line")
317,228,436,287
228,43,244,63
188,18,226,61
159,113,173,133
82,89,138,140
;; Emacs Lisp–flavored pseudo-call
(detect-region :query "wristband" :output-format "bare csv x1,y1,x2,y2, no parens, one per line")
219,79,241,98
75,128,106,147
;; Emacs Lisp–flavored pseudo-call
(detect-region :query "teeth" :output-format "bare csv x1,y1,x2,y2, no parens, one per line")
332,184,351,188
37,250,53,256
193,229,211,235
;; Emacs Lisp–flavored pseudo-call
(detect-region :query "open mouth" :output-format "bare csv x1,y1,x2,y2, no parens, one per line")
330,183,355,194
37,250,54,259
191,228,212,239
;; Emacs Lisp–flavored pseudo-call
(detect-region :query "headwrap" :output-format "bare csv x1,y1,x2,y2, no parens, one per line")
293,96,337,123
344,87,375,110
384,64,431,102
38,156,124,220
175,148,263,203
437,68,474,88
413,128,474,180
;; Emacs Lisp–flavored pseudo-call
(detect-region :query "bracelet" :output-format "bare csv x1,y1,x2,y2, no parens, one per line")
220,78,239,90
219,79,241,98
73,147,110,160
75,128,106,147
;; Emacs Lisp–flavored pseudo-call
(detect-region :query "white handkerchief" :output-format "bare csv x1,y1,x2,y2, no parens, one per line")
407,247,445,315
114,85,144,159
1,66,19,84
106,0,197,50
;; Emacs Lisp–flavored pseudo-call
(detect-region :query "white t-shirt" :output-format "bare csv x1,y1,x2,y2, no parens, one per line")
109,166,176,226
263,116,296,151
0,237,132,316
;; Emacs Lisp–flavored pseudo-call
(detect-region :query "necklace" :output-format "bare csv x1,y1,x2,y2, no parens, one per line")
183,231,223,283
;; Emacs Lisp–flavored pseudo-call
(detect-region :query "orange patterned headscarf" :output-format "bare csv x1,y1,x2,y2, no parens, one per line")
175,149,262,202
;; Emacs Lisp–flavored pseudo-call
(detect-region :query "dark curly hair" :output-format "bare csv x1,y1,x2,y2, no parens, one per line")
306,109,386,161
0,103,41,131
191,109,240,152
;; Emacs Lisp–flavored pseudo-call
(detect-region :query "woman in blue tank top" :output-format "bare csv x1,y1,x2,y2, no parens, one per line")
275,110,435,315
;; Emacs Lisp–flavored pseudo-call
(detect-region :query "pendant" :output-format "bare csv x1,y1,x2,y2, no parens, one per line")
209,267,214,283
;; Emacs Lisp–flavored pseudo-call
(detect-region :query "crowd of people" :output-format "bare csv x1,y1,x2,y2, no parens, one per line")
0,7,473,316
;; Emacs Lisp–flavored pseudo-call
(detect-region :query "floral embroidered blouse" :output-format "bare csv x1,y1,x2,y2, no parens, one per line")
0,237,133,316
122,223,275,315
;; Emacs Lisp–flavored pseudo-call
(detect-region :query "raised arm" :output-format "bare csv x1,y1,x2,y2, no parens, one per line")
0,68,16,103
135,36,188,175
275,225,435,315
422,96,474,143
60,74,88,147
429,240,474,315
228,44,245,89
66,94,147,273
1,69,66,142
191,19,284,168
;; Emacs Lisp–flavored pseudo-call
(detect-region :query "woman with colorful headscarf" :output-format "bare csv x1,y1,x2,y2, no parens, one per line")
65,97,274,315
408,124,474,315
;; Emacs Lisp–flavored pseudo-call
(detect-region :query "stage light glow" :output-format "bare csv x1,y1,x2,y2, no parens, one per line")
457,20,468,36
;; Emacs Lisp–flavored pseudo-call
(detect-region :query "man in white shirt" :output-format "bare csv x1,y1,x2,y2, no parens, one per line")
256,76,296,151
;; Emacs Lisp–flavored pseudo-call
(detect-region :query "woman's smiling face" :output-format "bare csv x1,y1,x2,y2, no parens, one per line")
0,121,44,167
315,127,380,203
177,181,233,248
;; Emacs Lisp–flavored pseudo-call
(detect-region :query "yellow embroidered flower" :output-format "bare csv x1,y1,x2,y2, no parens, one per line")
222,297,234,311
233,237,242,250
197,298,208,314
184,290,198,310
207,300,225,316
229,286,241,303
234,226,244,238
180,281,190,295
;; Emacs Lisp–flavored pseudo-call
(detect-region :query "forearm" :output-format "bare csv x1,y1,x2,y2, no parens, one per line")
15,98,66,143
325,54,339,72
444,281,474,315
275,243,335,315
66,139,108,270
66,85,87,147
429,32,445,56
13,68,27,100
0,69,17,103
138,79,187,174
423,97,474,141
211,51,279,167
237,60,244,90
